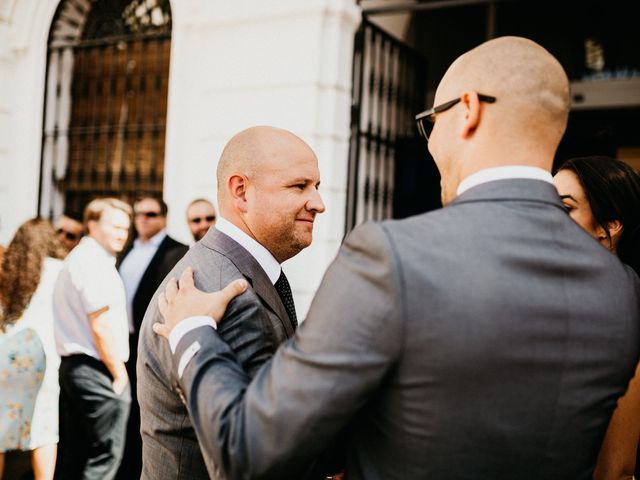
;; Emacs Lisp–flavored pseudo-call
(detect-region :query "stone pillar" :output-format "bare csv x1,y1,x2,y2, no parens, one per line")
0,0,59,243
164,0,360,317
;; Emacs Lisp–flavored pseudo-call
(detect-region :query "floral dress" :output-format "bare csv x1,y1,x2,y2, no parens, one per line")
0,328,46,450
0,257,62,451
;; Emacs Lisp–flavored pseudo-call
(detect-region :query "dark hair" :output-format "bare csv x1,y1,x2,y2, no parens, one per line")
558,156,640,276
0,218,67,330
135,196,168,216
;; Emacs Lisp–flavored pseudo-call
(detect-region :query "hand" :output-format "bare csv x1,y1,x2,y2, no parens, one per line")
112,375,128,395
153,267,248,340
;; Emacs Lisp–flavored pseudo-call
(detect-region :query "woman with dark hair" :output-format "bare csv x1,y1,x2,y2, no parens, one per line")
554,155,640,275
0,218,66,480
554,156,640,480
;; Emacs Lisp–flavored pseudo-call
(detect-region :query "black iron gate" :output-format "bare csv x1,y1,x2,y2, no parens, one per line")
346,18,439,233
40,0,172,220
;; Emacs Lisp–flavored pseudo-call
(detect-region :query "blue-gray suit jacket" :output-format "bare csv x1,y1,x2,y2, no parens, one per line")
137,228,295,479
171,179,640,479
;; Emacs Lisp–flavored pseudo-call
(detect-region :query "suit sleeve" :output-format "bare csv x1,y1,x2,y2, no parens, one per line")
173,222,404,479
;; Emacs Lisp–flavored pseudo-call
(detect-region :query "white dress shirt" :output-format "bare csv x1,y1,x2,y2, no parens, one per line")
53,236,129,362
119,229,167,332
456,166,553,196
168,216,281,359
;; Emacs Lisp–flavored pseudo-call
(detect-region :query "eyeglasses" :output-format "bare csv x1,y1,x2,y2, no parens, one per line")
189,215,216,224
135,211,162,219
415,94,497,141
57,229,81,241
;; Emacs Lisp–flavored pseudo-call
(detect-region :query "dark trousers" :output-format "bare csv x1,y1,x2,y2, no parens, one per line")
59,355,131,480
115,333,142,480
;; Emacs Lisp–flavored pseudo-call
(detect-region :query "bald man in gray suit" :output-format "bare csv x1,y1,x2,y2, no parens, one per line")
155,37,640,480
137,127,326,479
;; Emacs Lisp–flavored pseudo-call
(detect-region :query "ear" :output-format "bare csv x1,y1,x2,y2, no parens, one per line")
460,91,481,139
86,219,98,236
595,220,623,252
606,220,623,250
228,175,249,213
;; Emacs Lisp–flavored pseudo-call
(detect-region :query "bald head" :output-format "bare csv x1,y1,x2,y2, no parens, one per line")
427,37,571,205
217,126,310,205
438,36,570,144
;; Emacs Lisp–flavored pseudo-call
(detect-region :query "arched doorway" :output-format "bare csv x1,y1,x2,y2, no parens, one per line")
39,0,172,220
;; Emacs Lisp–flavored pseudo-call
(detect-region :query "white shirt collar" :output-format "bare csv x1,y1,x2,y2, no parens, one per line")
214,216,281,284
456,166,553,196
134,229,167,248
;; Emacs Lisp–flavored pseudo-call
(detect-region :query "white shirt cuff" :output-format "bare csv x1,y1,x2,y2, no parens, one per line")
168,316,217,354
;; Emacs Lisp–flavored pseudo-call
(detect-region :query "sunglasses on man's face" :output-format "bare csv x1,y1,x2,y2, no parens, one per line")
57,229,80,241
135,211,162,219
189,215,216,224
415,94,497,141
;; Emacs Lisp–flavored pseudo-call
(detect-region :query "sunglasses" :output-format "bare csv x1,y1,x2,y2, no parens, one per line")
415,94,497,141
135,211,162,219
189,215,216,224
57,229,81,241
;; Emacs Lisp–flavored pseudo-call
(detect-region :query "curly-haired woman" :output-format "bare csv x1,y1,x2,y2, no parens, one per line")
0,218,66,479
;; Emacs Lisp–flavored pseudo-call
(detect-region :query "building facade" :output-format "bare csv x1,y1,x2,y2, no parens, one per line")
1,0,639,316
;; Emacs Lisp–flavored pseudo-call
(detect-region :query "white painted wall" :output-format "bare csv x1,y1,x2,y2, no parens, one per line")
0,0,360,318
0,0,59,242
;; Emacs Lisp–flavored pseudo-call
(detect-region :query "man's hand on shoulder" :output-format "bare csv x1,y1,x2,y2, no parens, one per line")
153,267,248,340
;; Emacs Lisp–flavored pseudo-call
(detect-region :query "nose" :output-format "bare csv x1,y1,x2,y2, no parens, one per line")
306,188,326,214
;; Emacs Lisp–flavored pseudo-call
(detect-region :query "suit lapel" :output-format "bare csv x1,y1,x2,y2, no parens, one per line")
201,229,295,338
139,236,172,284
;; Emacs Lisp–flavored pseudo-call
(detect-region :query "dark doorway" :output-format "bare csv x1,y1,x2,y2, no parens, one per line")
40,0,172,220
346,18,437,233
350,1,640,235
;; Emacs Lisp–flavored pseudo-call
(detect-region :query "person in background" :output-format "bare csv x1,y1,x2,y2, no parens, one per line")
0,218,66,480
553,156,640,480
116,196,187,480
186,198,217,242
53,198,132,480
54,214,84,253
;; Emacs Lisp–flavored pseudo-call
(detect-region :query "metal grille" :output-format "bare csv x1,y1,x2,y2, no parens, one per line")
39,0,171,219
346,19,429,232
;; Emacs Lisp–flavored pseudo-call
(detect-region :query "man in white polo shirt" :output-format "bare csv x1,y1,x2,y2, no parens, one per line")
53,197,132,480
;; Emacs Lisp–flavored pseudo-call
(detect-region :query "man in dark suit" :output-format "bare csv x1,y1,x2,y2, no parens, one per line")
136,127,326,479
154,37,640,480
116,196,188,479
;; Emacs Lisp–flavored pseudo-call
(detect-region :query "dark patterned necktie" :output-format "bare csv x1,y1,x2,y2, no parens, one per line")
275,270,297,329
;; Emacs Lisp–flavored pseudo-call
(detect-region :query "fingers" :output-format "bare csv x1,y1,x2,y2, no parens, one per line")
153,322,170,339
165,276,178,301
219,279,248,304
178,267,195,290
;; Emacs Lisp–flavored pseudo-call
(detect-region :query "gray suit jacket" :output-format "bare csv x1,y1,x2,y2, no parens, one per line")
137,228,295,479
172,179,640,480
